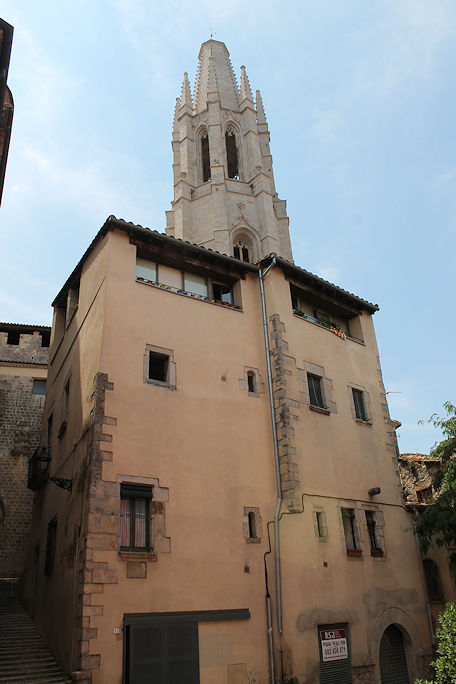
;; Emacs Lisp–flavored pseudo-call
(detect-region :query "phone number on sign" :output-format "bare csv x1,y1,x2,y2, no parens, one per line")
322,638,348,662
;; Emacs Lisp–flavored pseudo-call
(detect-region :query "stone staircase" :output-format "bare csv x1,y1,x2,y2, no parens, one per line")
0,581,71,683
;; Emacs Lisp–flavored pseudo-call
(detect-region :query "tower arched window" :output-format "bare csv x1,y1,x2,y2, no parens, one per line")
225,126,239,179
201,130,211,182
233,238,250,263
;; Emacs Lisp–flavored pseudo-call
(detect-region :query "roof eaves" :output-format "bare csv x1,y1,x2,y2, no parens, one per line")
259,254,379,314
52,215,258,306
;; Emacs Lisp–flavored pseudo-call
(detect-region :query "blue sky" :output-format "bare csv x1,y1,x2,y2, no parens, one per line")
0,1,454,453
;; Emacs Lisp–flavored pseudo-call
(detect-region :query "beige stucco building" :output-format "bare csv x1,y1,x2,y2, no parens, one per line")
25,40,440,684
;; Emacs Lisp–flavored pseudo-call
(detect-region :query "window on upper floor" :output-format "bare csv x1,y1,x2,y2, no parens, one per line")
201,130,211,182
243,507,262,543
6,330,20,345
212,282,232,304
136,257,157,282
40,330,50,348
233,239,250,263
184,272,208,297
44,518,57,575
308,374,326,410
58,377,70,439
120,484,153,552
313,510,328,542
352,388,368,422
144,345,176,390
32,379,46,396
341,508,361,557
365,510,384,557
65,285,79,328
225,126,239,179
290,286,364,341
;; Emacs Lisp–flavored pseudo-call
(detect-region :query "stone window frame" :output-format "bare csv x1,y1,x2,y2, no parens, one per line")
347,382,372,424
120,483,153,553
298,361,337,416
361,505,385,558
312,507,328,543
243,507,262,544
239,366,265,398
143,344,176,391
117,475,170,561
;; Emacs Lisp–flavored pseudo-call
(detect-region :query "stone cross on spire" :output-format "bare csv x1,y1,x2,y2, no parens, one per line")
166,40,293,263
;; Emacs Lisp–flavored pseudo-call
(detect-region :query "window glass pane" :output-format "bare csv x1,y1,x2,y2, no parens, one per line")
135,499,147,548
32,379,46,395
353,389,367,421
136,258,157,281
184,272,208,297
120,499,131,547
308,375,324,408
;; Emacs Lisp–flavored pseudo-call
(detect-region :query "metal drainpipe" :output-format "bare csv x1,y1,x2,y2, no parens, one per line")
259,256,283,645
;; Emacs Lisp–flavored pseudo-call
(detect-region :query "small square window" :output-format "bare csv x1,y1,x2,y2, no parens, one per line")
120,484,153,551
44,518,57,575
308,374,326,409
144,345,176,390
32,379,46,395
7,330,20,345
352,389,367,421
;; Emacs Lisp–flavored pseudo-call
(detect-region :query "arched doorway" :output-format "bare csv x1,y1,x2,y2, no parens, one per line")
379,625,410,684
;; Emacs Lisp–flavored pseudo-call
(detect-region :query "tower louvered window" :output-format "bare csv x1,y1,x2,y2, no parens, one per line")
225,127,239,179
201,131,210,182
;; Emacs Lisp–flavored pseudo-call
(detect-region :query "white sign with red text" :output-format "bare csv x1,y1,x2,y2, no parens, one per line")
320,629,348,662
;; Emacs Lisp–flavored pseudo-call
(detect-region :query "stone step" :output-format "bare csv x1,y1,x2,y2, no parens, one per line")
0,581,70,683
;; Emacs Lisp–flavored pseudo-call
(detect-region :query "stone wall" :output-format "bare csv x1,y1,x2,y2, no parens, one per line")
0,329,49,577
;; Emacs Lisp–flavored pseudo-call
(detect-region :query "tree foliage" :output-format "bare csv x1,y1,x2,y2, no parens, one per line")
415,402,456,554
416,602,456,684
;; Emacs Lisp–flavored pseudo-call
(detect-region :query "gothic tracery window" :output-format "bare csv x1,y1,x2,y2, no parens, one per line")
201,130,211,182
225,126,239,179
233,238,250,263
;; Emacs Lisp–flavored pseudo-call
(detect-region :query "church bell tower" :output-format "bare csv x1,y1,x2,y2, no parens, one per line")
165,40,293,263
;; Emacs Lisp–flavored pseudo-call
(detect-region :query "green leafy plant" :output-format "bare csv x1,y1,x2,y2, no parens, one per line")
416,602,456,683
415,402,456,555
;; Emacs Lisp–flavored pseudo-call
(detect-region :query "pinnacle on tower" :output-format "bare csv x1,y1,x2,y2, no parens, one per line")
180,72,193,111
240,66,254,103
256,90,267,124
173,97,181,134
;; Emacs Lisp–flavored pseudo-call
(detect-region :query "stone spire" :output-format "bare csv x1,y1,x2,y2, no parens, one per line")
255,90,267,124
240,66,254,104
166,40,293,263
180,72,193,111
193,40,240,113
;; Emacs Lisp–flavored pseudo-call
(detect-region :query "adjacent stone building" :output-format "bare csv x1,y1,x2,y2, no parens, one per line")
0,323,50,578
25,40,439,684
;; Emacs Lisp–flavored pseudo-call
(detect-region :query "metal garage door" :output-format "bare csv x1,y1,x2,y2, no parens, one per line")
379,625,410,684
125,621,199,684
318,623,353,684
